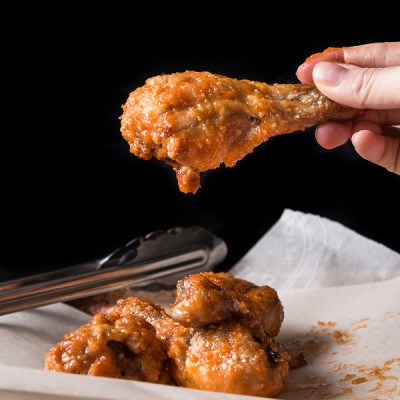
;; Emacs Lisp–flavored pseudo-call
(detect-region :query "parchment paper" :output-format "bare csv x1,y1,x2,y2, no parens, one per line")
1,208,399,399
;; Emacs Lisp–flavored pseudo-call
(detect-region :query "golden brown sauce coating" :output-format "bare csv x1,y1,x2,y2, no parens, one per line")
120,70,362,193
44,302,172,384
45,272,291,397
171,271,284,338
172,322,290,397
120,295,290,398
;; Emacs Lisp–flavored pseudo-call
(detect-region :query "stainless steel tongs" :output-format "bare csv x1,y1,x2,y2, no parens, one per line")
0,226,227,315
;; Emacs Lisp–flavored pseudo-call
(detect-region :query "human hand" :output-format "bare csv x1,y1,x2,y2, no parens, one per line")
296,42,400,174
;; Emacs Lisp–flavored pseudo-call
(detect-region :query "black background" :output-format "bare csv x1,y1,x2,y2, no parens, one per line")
1,10,399,281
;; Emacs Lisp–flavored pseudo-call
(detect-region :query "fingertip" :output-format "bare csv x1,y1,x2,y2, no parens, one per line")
296,47,345,83
350,130,365,147
296,63,313,83
315,122,352,149
351,130,384,163
357,131,400,174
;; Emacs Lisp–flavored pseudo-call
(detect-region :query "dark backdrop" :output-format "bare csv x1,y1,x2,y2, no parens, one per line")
1,10,399,281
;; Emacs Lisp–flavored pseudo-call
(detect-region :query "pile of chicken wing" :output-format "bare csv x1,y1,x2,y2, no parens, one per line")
45,272,290,398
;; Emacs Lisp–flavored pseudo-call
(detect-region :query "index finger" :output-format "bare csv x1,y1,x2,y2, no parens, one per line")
296,47,344,82
296,42,400,83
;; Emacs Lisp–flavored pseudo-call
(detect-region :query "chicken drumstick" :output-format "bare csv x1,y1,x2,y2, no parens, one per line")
120,70,362,193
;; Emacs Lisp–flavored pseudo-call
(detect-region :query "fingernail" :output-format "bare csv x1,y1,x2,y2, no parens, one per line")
313,62,348,87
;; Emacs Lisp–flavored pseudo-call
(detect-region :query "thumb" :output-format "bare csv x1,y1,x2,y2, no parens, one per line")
312,62,400,110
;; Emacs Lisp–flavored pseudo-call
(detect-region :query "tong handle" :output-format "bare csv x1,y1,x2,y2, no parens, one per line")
0,262,101,292
0,226,228,316
0,248,207,315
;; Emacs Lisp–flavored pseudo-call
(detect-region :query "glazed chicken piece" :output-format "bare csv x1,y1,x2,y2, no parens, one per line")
45,272,290,397
44,301,173,384
45,272,291,397
120,70,362,193
124,296,290,398
171,271,284,338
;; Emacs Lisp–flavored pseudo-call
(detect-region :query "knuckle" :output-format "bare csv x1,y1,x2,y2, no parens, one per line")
350,69,376,108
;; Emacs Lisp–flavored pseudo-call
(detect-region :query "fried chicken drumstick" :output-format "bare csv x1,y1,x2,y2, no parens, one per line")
120,70,362,193
45,272,290,398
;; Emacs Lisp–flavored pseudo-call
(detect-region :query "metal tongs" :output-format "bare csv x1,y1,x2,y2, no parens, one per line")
0,226,227,316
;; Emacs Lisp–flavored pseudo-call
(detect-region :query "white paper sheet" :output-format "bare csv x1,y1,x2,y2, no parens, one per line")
230,209,400,289
1,209,399,399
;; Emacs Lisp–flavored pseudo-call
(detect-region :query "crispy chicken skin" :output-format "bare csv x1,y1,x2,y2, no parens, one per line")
171,271,284,338
44,301,173,384
120,70,362,193
45,272,290,397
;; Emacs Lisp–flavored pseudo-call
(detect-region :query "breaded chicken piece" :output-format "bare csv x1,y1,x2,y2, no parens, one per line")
120,70,362,193
123,296,290,398
44,300,173,384
170,271,284,338
46,272,290,397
